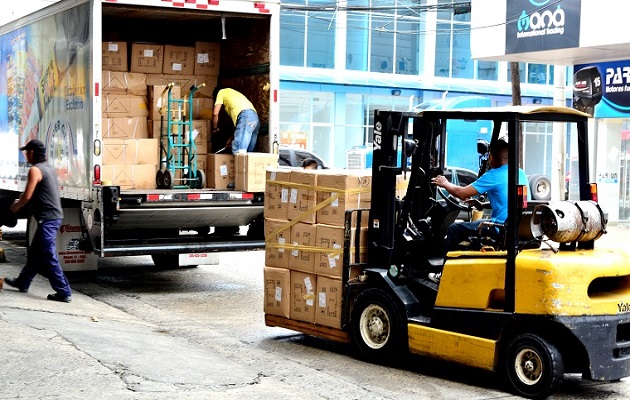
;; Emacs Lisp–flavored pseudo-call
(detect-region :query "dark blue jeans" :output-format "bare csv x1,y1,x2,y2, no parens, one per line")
446,219,486,251
232,109,259,153
16,218,72,297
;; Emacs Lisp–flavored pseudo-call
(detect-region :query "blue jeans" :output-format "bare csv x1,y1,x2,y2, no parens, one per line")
16,218,72,297
232,109,259,154
446,219,486,250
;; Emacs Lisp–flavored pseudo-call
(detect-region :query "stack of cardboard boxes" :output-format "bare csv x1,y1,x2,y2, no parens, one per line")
263,169,371,329
101,41,222,189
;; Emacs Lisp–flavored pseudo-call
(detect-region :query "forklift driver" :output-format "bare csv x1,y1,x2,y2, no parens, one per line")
429,139,528,281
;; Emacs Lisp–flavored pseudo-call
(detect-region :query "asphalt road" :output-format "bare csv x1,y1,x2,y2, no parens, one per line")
1,225,630,399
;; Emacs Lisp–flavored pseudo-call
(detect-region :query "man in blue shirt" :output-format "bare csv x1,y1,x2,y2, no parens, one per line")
431,139,528,252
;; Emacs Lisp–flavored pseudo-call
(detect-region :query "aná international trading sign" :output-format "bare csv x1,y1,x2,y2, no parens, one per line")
506,0,581,54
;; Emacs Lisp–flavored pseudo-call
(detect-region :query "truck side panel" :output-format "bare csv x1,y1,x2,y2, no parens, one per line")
0,0,92,200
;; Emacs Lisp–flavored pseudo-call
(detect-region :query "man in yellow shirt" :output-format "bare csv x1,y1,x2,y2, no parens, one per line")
211,87,259,154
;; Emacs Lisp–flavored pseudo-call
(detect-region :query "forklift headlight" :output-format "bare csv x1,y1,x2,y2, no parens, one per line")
388,264,400,278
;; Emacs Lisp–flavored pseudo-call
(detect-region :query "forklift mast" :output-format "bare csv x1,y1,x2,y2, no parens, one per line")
368,111,404,268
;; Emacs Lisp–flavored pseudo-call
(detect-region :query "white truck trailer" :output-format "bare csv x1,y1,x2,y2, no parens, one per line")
0,0,280,270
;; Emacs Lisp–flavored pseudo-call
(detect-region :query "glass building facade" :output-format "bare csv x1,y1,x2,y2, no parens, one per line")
278,0,568,174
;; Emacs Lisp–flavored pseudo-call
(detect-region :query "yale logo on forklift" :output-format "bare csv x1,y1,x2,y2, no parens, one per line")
373,121,382,150
618,301,630,313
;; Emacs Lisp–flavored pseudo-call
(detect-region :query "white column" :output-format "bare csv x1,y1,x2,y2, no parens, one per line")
552,66,566,200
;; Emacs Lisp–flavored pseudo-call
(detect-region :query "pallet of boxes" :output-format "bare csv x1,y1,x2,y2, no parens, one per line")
101,40,224,188
263,168,371,340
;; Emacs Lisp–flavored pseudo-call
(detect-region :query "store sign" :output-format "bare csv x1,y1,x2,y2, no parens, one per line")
506,0,581,54
575,60,630,118
280,131,307,149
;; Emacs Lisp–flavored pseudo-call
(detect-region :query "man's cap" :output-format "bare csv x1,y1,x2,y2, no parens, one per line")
20,139,46,153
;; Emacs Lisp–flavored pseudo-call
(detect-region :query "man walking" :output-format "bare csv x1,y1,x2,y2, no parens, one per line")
5,139,72,302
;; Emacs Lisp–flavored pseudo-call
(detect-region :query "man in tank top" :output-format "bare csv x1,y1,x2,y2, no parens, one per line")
5,139,72,302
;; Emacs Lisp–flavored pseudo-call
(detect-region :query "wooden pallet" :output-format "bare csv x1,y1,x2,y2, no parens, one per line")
265,314,351,343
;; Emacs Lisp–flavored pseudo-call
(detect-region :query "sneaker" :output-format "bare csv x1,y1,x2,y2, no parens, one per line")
4,278,28,293
47,293,72,303
428,272,442,283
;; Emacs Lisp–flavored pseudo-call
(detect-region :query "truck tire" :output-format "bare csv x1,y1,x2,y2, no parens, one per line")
351,288,407,363
503,333,563,399
529,174,551,201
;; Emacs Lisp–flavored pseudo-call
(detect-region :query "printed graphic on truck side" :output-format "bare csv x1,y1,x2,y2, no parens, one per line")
0,3,91,189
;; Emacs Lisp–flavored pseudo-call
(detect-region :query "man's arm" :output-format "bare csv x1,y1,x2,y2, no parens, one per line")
431,175,479,199
10,166,42,213
211,104,222,132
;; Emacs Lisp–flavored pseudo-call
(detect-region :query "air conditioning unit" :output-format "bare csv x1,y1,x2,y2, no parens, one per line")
346,145,372,169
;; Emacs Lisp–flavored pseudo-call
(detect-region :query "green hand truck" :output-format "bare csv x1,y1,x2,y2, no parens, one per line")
155,82,207,189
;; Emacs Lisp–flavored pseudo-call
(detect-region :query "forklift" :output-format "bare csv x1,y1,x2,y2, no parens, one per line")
266,106,630,399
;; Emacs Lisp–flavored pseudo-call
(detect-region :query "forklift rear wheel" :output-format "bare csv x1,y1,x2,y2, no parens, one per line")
352,288,406,362
504,333,563,399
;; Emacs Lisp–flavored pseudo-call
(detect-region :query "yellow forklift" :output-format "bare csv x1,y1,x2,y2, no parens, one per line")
266,106,630,398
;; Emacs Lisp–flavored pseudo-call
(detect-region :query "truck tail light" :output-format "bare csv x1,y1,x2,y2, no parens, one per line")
589,183,598,202
518,185,527,209
94,165,101,185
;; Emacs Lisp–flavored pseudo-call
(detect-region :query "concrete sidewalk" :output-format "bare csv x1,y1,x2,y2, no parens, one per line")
0,239,307,399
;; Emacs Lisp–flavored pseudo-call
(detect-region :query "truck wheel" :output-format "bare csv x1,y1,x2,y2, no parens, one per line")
529,175,551,201
351,288,406,362
504,333,563,399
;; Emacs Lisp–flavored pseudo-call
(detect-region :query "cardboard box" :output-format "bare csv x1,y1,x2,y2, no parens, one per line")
103,138,158,165
102,94,149,118
264,169,291,221
289,222,317,273
130,43,164,74
316,171,372,227
145,74,216,98
102,41,127,72
287,170,318,224
163,45,195,75
290,271,317,323
101,164,157,189
103,117,149,139
194,42,220,75
265,218,291,269
263,266,290,318
314,224,368,278
396,173,410,199
102,71,147,95
196,153,207,172
235,153,279,193
191,97,215,119
207,153,234,189
148,85,182,120
315,276,343,328
188,120,209,154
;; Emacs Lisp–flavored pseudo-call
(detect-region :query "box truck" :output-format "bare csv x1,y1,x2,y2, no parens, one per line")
0,0,280,270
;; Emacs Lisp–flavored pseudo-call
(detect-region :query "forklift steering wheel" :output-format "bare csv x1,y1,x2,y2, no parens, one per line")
437,188,470,211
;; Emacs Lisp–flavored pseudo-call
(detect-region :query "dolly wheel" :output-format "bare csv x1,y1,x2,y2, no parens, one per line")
351,288,406,362
156,170,164,189
196,170,206,189
163,169,174,189
504,333,564,399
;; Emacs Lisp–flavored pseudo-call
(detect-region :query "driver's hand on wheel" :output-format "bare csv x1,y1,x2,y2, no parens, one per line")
431,175,448,187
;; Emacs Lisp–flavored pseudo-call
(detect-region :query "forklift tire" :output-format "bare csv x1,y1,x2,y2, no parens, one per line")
503,333,564,399
351,288,407,363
